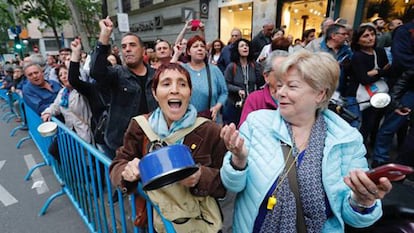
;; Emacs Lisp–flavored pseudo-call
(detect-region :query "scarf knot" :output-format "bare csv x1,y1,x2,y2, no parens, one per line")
148,105,198,144
60,88,71,108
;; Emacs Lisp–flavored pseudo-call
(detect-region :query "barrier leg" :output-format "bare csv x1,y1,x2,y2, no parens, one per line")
39,186,66,216
24,161,47,181
5,113,16,123
10,125,25,136
1,112,14,121
17,135,31,149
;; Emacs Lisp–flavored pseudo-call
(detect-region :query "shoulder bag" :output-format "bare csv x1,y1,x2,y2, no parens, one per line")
356,50,389,111
132,116,222,233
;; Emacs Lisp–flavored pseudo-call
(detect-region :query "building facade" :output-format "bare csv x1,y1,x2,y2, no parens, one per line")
107,0,413,47
26,19,75,56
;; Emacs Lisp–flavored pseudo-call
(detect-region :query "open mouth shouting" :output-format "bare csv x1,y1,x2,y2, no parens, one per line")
168,99,183,110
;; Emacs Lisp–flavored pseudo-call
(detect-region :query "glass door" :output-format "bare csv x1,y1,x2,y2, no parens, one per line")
280,0,328,42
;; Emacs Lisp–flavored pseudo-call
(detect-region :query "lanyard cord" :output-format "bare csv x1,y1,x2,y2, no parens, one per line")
241,65,249,95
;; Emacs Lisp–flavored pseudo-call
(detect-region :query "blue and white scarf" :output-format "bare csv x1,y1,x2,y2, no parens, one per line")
59,88,71,108
148,104,198,144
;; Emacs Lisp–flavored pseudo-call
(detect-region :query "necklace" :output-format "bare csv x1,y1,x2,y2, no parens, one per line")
267,147,297,210
267,135,308,210
190,63,205,77
241,64,249,95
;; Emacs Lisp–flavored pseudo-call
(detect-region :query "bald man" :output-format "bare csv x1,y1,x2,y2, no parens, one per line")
251,20,275,60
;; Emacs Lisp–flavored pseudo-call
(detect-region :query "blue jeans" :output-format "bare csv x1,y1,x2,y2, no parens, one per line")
373,90,414,163
396,124,414,167
344,97,361,129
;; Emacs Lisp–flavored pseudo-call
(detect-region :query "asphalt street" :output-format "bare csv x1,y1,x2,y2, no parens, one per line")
0,114,87,233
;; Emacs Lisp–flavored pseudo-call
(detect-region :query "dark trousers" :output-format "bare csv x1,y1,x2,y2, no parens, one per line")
396,125,414,167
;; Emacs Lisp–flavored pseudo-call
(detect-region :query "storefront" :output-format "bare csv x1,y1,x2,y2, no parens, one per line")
218,0,254,44
279,0,330,41
360,0,413,23
217,0,329,44
108,0,412,49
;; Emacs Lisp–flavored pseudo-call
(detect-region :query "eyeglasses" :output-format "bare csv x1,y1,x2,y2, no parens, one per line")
336,32,348,36
231,34,239,37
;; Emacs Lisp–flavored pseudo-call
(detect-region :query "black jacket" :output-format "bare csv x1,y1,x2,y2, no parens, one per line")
68,61,109,131
251,31,271,60
89,43,158,150
389,69,414,110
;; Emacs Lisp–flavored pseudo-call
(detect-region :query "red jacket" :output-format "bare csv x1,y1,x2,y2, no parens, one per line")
238,85,278,128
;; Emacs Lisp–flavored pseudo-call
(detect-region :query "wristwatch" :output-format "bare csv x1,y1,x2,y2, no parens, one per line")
349,196,376,214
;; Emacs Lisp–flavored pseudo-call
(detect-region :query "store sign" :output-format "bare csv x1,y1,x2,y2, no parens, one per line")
117,13,130,32
218,0,252,8
130,16,164,32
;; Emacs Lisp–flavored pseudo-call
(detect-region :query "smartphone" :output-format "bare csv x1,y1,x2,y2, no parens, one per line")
366,163,414,183
191,19,200,31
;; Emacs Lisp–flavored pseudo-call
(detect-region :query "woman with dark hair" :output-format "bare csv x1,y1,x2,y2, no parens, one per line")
110,63,227,232
302,28,316,46
172,35,228,121
209,39,225,65
345,23,390,142
222,38,264,125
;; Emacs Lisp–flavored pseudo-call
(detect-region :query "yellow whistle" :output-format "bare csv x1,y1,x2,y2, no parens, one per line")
267,196,277,210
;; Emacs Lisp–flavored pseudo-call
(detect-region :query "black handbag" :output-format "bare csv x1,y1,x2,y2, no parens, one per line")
93,91,109,144
93,110,108,144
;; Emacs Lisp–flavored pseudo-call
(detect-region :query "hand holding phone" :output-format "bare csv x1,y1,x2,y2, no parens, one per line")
191,19,201,31
366,163,414,183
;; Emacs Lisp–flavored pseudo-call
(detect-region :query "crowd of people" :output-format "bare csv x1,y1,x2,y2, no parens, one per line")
0,5,413,232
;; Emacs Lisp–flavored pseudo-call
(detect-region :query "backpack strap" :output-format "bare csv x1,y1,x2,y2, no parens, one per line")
133,115,160,142
164,117,209,144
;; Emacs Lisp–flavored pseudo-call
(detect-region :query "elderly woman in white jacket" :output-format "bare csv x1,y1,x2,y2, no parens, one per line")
41,64,92,143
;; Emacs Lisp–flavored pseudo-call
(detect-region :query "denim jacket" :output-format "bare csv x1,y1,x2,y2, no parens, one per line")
90,43,158,150
320,40,353,95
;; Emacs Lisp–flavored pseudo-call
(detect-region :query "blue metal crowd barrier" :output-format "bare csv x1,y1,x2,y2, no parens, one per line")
10,94,27,137
0,90,17,122
17,103,144,233
17,102,52,180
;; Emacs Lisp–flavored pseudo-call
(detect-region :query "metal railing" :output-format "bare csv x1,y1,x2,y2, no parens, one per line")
16,102,143,233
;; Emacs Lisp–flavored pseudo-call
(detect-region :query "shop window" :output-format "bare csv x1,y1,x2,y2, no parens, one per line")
363,0,412,23
219,2,253,44
123,0,131,12
44,39,60,53
280,0,328,42
140,0,153,8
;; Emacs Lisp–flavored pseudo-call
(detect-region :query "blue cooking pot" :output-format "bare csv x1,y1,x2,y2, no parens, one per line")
139,144,199,190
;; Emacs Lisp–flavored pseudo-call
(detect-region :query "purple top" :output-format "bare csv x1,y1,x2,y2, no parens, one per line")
238,85,278,128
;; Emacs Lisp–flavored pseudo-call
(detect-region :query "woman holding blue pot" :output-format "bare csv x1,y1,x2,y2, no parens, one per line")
109,63,228,233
